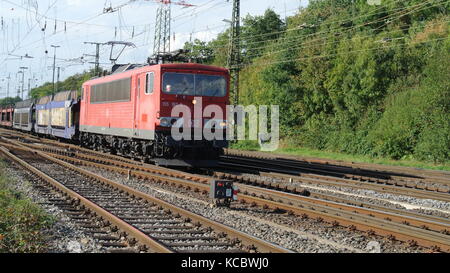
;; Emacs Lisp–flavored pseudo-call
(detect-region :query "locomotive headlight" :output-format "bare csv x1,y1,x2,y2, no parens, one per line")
205,119,227,129
159,117,181,127
160,117,171,127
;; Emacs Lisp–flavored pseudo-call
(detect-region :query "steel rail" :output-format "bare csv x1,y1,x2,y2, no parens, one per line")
9,129,448,195
241,194,450,252
7,141,450,252
0,141,291,253
224,149,450,184
238,184,450,233
9,140,450,231
257,171,450,201
0,146,173,253
309,192,450,227
2,134,450,252
215,159,450,200
5,128,447,183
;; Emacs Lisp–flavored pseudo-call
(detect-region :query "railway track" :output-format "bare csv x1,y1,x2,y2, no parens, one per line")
2,129,450,252
0,142,289,253
2,135,450,252
225,149,450,182
9,130,447,202
212,169,450,203
11,167,140,253
217,155,450,199
223,149,450,187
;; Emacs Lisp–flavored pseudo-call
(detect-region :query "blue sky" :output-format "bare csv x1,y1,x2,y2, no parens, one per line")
0,0,308,98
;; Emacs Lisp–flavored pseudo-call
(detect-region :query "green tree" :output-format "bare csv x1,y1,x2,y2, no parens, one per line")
30,69,101,98
0,96,21,106
183,39,214,64
241,9,285,63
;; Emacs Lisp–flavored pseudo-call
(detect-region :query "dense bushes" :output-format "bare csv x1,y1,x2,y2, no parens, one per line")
234,0,449,163
369,44,449,162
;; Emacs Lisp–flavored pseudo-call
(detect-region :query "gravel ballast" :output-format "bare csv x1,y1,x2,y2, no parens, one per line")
75,164,428,253
3,161,106,253
0,152,433,253
240,173,450,218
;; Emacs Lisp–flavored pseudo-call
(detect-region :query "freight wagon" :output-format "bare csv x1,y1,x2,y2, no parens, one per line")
0,105,14,128
13,99,35,132
34,90,80,140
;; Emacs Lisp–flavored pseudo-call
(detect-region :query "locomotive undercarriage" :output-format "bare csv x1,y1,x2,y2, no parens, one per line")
79,131,226,167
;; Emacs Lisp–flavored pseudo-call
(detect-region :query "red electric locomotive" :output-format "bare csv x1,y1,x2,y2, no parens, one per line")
80,63,229,166
0,105,14,128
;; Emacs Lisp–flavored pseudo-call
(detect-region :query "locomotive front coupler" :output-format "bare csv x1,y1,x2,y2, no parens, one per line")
209,179,238,208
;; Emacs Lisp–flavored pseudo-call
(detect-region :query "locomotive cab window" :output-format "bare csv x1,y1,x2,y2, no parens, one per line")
146,72,154,94
163,73,194,95
196,74,227,97
162,72,226,97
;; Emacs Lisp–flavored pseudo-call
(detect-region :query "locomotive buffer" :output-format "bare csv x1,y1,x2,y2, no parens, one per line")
210,180,238,207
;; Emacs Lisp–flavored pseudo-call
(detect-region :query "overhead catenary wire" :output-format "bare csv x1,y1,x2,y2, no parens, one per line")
1,0,448,98
205,0,448,51
211,0,445,49
239,2,450,60
0,0,277,59
236,36,448,69
134,0,448,55
0,0,59,96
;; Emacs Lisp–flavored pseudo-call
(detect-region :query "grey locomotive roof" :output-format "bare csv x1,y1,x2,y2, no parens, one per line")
111,63,145,74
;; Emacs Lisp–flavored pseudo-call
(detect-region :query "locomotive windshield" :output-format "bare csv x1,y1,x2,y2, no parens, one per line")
162,73,226,97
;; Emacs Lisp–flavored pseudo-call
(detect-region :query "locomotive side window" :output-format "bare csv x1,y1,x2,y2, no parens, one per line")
145,72,154,94
90,77,131,104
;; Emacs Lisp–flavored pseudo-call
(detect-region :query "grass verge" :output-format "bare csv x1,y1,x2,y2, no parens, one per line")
0,159,53,253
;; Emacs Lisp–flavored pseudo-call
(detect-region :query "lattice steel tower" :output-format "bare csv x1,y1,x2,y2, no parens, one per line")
152,1,193,63
103,1,193,64
153,2,172,61
227,0,241,105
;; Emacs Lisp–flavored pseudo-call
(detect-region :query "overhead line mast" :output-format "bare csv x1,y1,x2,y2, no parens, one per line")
103,0,194,64
84,42,105,76
6,73,11,98
152,0,194,63
153,2,171,62
227,0,241,106
51,45,60,95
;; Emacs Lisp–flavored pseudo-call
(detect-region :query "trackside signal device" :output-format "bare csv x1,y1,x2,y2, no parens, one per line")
210,180,237,207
